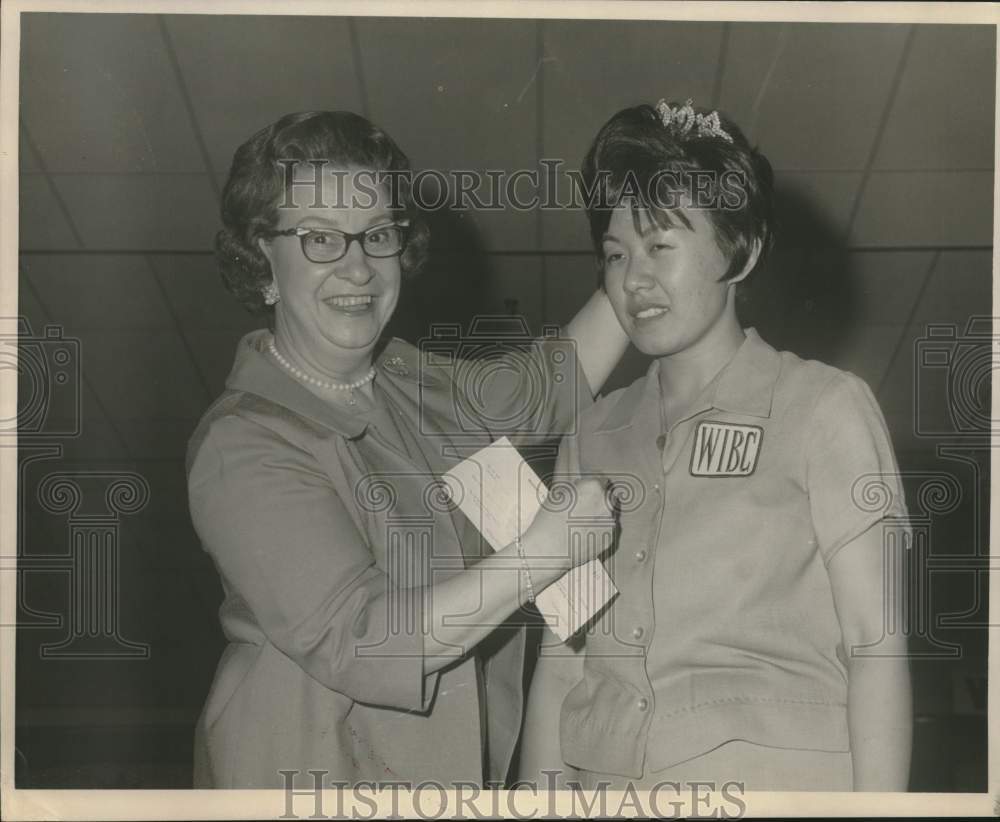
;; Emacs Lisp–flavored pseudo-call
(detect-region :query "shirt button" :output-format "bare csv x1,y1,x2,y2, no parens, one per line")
652,483,661,493
632,626,644,640
635,549,647,562
636,697,649,711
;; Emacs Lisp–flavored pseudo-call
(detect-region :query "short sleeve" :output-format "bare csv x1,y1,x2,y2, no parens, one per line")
553,426,583,480
805,372,907,565
188,414,436,711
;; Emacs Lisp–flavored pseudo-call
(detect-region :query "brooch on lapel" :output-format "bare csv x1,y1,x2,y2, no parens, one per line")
382,356,409,377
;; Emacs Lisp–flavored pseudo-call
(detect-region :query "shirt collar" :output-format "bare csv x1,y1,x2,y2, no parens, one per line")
224,329,436,439
593,327,780,434
712,327,781,418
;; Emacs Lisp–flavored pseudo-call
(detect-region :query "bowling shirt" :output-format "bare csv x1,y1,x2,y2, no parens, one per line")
555,328,907,778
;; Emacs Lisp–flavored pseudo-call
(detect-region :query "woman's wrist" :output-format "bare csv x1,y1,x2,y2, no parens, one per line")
513,530,573,585
513,534,537,604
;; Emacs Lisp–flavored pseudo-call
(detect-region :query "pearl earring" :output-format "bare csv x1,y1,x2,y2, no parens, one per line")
262,281,280,306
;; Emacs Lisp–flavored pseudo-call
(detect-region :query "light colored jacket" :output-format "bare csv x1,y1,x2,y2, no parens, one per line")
187,329,589,788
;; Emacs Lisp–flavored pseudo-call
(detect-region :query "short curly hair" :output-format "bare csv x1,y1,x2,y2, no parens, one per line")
582,101,775,285
216,111,430,316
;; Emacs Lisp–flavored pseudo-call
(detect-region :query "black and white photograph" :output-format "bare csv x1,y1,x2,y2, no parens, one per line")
1,1,996,818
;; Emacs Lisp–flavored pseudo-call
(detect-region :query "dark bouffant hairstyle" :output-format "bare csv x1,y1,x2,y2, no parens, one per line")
581,101,775,284
216,111,430,316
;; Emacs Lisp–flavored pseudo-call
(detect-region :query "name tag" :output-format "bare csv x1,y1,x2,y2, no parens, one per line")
689,421,763,477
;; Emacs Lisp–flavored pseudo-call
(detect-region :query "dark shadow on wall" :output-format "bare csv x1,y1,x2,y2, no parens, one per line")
385,206,494,343
739,181,857,364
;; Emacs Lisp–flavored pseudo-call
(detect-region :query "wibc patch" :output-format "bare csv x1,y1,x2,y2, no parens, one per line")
689,421,763,477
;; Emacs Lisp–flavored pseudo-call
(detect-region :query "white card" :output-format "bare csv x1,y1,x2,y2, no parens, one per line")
443,437,617,641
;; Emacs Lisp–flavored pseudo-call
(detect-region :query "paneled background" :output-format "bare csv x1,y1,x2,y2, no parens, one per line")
13,13,995,789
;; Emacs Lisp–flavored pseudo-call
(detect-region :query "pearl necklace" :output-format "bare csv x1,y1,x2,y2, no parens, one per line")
267,338,376,405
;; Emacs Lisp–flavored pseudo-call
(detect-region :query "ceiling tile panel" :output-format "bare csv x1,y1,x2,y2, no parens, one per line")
910,250,993,328
357,18,539,254
720,23,910,170
40,388,131,458
16,275,51,329
842,250,936,327
874,25,996,171
29,374,129,460
359,18,538,173
874,311,993,453
773,172,864,246
19,129,41,173
874,321,943,453
543,20,722,169
147,254,261,333
20,13,205,173
869,391,916,455
747,250,930,366
824,322,908,389
543,255,601,327
77,330,209,420
21,255,176,332
163,15,363,175
740,249,915,369
18,176,81,250
539,20,722,252
52,174,218,251
849,171,993,247
539,204,592,253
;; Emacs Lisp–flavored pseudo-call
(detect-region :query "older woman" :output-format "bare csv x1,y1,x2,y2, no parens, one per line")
187,111,628,788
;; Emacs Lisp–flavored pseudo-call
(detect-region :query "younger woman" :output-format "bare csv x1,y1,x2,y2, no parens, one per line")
520,99,912,791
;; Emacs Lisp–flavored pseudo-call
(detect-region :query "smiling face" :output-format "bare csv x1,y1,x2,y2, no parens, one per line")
259,165,402,380
601,202,750,361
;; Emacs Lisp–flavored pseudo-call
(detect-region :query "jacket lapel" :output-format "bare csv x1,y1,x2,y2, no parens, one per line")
375,342,482,570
